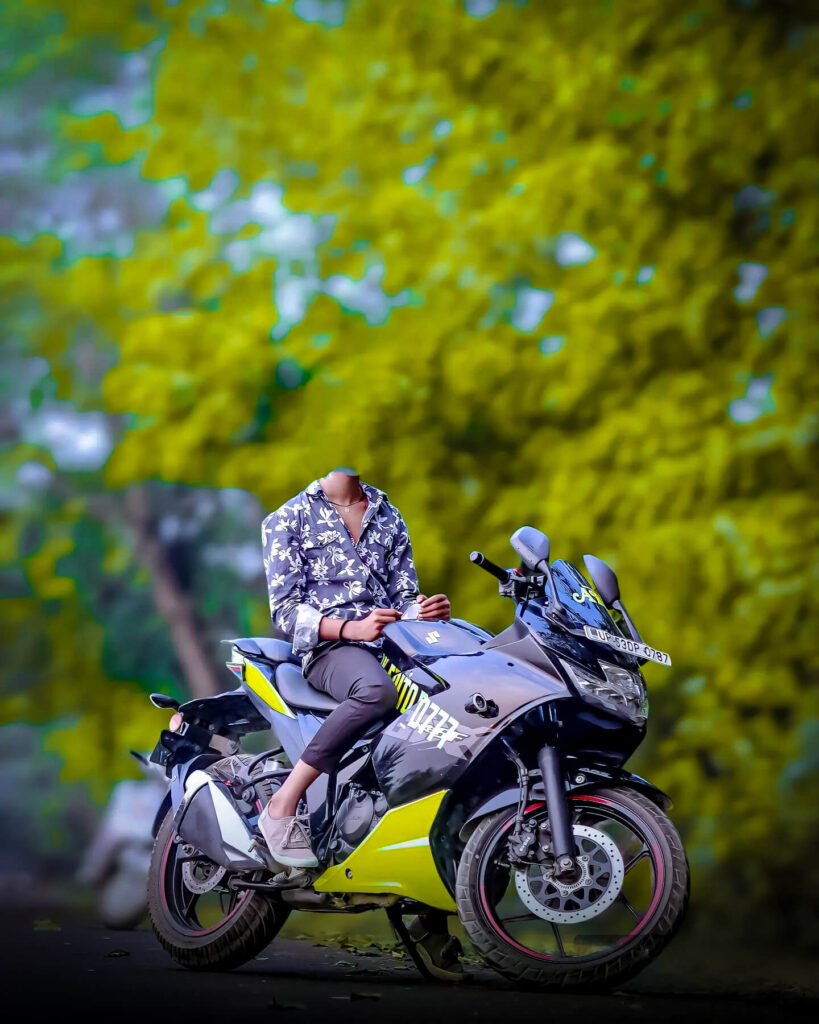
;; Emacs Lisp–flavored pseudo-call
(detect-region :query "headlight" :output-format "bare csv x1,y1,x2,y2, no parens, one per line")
562,659,649,724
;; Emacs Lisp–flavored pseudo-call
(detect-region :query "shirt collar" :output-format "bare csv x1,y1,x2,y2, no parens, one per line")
305,477,387,512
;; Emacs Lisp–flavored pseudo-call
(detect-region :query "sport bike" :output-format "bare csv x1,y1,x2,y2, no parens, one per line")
145,526,689,989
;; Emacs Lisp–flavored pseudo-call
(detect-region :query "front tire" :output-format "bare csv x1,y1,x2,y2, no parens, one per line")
456,787,689,990
147,809,289,971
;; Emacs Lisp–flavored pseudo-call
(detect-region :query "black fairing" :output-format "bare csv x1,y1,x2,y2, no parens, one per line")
372,625,566,807
369,566,647,808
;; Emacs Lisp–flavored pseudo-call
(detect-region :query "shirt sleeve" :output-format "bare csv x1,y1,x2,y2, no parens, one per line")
262,509,323,656
385,512,421,613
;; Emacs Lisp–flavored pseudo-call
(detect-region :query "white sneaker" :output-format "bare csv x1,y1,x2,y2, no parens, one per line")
258,807,319,868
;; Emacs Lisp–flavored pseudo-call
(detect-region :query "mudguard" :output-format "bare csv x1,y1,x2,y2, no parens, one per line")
457,764,672,841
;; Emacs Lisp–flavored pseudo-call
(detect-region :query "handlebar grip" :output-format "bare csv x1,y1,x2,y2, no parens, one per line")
470,551,510,583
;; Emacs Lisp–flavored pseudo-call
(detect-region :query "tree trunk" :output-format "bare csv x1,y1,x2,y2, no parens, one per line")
125,486,221,699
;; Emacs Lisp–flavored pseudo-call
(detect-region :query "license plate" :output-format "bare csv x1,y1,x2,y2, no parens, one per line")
584,625,672,666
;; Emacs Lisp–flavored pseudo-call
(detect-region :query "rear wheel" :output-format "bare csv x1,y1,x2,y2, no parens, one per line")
456,787,689,990
147,808,289,971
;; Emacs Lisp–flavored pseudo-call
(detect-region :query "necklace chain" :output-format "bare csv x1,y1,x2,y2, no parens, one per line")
324,486,366,513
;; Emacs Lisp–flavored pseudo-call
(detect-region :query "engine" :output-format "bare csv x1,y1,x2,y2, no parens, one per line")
325,783,389,863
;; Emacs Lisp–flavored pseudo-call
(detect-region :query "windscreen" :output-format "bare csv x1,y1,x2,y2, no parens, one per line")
550,559,622,634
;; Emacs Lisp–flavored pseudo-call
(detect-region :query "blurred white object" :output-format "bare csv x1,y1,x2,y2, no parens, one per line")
401,602,421,620
77,752,168,930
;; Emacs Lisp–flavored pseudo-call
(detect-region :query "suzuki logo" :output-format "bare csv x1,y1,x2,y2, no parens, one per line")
424,630,441,644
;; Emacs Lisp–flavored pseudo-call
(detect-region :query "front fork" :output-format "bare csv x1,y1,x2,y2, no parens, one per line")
506,741,578,881
537,745,578,879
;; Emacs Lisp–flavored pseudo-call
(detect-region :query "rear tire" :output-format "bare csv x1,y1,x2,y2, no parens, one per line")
147,809,289,971
456,787,689,990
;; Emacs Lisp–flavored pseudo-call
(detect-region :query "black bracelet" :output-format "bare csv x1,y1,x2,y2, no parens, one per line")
339,619,350,641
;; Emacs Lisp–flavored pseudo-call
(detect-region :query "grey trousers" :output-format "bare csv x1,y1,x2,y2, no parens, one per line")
300,643,397,774
302,643,451,937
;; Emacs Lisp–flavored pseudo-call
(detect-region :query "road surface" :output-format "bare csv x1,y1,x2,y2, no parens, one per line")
1,910,814,1024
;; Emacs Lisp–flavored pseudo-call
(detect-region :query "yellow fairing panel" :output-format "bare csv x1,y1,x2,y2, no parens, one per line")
244,662,295,719
314,789,456,911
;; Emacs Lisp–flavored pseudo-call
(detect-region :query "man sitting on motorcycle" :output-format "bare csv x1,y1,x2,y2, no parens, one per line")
260,467,462,979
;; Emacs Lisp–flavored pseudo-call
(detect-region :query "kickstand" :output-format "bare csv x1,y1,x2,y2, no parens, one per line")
385,906,436,982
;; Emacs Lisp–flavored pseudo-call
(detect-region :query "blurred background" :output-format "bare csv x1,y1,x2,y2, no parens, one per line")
1,0,816,971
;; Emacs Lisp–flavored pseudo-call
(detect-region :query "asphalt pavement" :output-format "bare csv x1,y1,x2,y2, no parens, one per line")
1,909,814,1024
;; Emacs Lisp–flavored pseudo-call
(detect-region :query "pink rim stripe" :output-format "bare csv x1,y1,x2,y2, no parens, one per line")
160,831,251,937
478,795,662,961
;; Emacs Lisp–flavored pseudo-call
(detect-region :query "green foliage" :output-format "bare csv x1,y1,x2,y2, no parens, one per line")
2,0,817,939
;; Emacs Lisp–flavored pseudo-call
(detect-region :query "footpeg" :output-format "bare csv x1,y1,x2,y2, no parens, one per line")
271,866,313,889
249,838,284,872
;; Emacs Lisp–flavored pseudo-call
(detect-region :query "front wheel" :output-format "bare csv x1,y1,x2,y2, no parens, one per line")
456,787,689,990
147,809,289,971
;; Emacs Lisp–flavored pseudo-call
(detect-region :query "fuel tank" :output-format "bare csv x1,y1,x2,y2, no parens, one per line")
381,618,487,663
372,622,567,807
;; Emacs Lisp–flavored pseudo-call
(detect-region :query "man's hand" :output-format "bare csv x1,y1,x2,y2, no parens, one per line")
417,593,451,621
344,607,402,642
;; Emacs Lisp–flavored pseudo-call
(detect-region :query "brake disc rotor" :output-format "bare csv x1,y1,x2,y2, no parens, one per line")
181,854,227,895
514,824,625,924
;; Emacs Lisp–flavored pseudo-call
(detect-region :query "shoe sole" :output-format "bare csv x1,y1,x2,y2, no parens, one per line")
268,850,319,868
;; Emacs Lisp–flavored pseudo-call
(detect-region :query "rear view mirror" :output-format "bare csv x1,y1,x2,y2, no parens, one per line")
511,526,551,571
582,554,620,606
150,693,181,710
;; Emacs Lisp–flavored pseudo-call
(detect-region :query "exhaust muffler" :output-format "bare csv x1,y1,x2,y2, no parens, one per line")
175,770,269,872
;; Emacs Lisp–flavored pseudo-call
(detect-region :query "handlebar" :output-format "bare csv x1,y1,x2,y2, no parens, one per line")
470,550,511,583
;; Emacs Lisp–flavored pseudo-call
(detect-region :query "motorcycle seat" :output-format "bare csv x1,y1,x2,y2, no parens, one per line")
274,662,340,713
232,637,300,665
273,666,392,744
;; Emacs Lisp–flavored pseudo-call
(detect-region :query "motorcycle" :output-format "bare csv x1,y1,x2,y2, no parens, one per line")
145,526,689,988
77,751,168,930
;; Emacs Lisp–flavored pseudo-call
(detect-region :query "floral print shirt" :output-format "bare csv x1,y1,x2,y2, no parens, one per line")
261,478,421,672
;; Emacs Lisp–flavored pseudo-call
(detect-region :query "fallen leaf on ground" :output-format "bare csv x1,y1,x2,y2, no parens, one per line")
105,949,130,958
